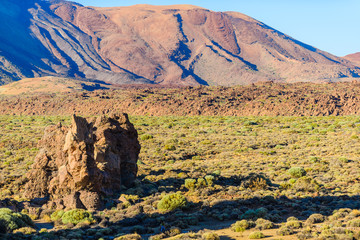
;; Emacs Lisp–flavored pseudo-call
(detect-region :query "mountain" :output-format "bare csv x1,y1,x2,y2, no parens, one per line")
344,52,360,66
0,76,113,95
0,0,359,86
0,0,150,85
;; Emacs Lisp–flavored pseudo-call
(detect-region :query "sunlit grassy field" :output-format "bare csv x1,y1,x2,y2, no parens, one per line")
1,115,360,239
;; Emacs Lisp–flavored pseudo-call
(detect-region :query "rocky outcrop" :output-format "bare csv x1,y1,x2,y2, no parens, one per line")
5,82,360,116
24,114,140,210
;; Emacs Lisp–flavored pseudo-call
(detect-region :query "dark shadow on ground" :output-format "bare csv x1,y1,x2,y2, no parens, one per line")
2,193,360,239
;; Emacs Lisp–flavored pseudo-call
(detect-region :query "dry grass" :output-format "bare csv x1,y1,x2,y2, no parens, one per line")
1,115,360,239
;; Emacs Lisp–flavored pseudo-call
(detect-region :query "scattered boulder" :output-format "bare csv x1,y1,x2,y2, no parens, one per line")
24,114,140,210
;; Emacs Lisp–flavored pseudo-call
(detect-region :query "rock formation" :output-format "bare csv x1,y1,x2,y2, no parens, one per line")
24,114,140,210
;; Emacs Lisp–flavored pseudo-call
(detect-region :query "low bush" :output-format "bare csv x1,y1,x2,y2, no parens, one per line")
297,227,314,240
184,179,196,190
164,144,176,151
205,175,215,186
306,213,325,224
240,208,268,220
255,218,274,230
292,176,320,192
50,210,64,222
185,177,215,191
249,231,265,239
330,208,351,220
140,134,153,140
61,209,94,225
231,219,255,232
157,192,187,212
0,208,33,233
347,219,360,227
202,232,220,240
288,167,306,178
318,229,336,240
115,233,142,240
13,227,36,234
165,227,181,237
196,178,207,188
286,216,298,222
240,174,271,190
277,226,294,236
309,156,320,163
286,220,303,229
350,209,360,217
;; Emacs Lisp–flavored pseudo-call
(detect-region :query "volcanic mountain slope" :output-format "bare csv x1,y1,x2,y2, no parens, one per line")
0,76,114,95
0,0,359,86
0,0,150,85
344,52,360,66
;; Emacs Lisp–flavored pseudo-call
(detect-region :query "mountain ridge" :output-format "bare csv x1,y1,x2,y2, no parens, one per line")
0,0,359,86
344,52,360,66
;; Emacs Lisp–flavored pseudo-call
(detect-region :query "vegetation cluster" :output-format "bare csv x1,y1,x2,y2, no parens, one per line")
0,115,360,239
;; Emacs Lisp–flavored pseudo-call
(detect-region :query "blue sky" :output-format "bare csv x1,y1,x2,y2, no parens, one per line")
75,0,359,57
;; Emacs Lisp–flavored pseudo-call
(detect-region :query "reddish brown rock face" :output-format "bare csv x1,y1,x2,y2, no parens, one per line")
0,0,359,86
24,114,140,210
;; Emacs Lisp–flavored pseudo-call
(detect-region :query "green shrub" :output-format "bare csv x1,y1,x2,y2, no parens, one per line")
306,213,325,224
255,218,274,230
184,179,196,191
140,134,153,140
330,208,351,220
347,219,360,227
4,151,12,156
13,227,36,234
288,167,306,178
256,208,268,218
0,208,33,233
212,170,221,176
288,178,297,185
287,216,298,221
185,177,213,191
277,226,294,236
231,220,255,232
240,174,271,190
240,210,257,220
202,232,220,240
164,144,176,151
309,156,320,163
61,209,94,225
115,233,142,240
297,227,314,240
196,178,207,188
157,192,187,212
286,220,302,229
249,231,265,239
241,208,268,220
167,227,181,237
292,176,320,192
50,210,64,222
339,157,349,163
318,229,336,240
149,233,166,240
285,217,303,229
244,121,259,126
205,175,215,186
